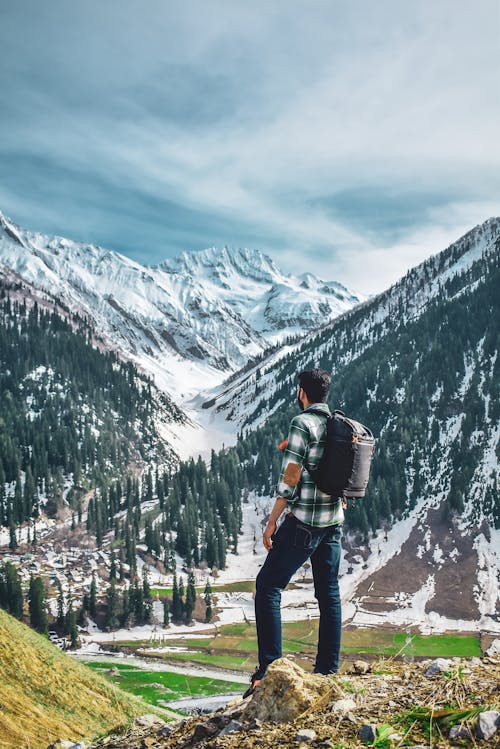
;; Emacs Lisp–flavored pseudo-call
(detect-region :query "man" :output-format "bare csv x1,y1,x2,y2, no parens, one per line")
244,368,343,697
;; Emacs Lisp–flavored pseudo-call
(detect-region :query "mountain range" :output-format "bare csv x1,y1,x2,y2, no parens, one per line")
0,209,498,634
0,211,362,413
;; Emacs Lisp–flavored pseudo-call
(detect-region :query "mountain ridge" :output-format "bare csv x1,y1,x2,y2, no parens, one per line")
0,211,363,414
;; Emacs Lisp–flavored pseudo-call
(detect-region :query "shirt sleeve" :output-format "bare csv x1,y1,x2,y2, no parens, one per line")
276,416,309,503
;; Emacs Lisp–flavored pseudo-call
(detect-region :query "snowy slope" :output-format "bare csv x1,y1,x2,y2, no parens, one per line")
203,217,500,429
0,212,363,410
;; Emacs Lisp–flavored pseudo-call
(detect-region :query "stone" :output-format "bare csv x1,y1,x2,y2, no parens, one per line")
330,698,356,714
218,720,243,736
155,727,173,737
295,728,317,742
247,718,263,730
476,711,500,740
425,658,451,677
353,660,371,675
134,715,166,729
449,725,471,741
192,722,219,740
241,658,343,723
47,741,78,749
358,724,377,742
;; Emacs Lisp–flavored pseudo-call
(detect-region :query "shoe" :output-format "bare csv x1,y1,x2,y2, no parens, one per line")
242,671,262,698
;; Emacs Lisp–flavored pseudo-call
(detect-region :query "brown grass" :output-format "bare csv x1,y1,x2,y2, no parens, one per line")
0,610,148,749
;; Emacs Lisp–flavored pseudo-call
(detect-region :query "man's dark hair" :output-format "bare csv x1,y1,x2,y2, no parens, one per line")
298,368,331,403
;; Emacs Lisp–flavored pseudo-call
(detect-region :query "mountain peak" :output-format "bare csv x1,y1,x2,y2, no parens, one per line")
158,245,281,284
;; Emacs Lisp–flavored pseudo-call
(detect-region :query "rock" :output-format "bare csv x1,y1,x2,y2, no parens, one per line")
358,724,377,742
352,660,371,675
218,720,243,736
449,725,471,741
476,711,500,740
295,728,317,742
155,727,173,737
242,658,343,723
134,715,166,729
47,741,78,749
247,718,263,730
192,721,219,740
330,698,356,714
485,639,500,656
425,658,451,677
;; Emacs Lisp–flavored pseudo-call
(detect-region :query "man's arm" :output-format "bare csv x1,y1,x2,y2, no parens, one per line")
262,496,287,551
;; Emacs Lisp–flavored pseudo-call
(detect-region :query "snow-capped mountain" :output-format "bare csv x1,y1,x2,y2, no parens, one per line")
204,217,500,429
201,218,500,631
0,212,363,408
159,246,360,344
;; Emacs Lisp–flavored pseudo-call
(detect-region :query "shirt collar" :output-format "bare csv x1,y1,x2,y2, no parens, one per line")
303,402,331,414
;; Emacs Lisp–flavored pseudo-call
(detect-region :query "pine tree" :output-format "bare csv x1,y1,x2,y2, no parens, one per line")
105,580,120,630
56,582,65,630
171,572,182,623
204,579,213,623
184,571,196,624
0,561,23,618
28,576,48,634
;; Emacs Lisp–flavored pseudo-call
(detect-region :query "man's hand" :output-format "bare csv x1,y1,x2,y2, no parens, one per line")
263,496,287,551
263,519,277,550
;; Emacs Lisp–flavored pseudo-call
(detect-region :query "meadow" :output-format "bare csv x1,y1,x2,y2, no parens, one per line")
84,660,243,708
114,619,482,676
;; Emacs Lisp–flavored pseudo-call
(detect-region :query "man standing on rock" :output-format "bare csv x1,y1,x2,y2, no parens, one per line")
244,368,343,698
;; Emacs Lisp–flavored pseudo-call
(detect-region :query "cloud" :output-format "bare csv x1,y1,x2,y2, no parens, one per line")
0,0,498,293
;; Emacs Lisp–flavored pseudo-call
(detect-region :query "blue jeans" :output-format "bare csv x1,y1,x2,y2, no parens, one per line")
255,513,342,679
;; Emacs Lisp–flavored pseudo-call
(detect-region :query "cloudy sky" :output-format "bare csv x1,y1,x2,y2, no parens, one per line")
1,1,498,293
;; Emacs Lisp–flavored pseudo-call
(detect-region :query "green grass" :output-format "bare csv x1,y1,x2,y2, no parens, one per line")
151,580,257,597
392,633,481,658
84,661,243,707
114,623,481,676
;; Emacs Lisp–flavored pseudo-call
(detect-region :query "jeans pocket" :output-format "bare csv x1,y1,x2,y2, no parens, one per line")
294,522,313,549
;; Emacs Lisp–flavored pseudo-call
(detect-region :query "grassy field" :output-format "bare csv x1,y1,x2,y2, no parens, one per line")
151,580,257,596
0,610,148,749
115,620,481,674
84,661,243,707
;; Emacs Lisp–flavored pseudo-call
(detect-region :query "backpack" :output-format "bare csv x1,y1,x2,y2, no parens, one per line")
304,409,375,498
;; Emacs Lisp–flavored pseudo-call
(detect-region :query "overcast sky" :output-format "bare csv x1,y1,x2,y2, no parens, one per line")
1,1,498,294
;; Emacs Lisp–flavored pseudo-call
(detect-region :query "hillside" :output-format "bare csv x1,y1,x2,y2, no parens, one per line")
0,608,149,749
0,211,362,406
0,269,182,534
193,218,500,629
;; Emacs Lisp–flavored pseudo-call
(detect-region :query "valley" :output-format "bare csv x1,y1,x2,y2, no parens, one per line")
0,212,498,716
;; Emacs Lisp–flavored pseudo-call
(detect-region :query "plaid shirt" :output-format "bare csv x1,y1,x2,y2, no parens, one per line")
276,402,344,527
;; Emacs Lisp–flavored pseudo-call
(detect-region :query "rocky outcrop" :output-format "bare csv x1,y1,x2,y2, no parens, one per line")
241,657,343,723
82,656,500,749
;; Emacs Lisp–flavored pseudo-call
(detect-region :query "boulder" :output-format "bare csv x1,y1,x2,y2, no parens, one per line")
242,658,343,723
476,711,500,740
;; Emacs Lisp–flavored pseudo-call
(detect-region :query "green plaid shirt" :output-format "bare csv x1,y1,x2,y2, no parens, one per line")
276,402,344,528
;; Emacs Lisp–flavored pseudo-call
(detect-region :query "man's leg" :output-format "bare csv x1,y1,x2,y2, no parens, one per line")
310,523,342,674
254,515,314,678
